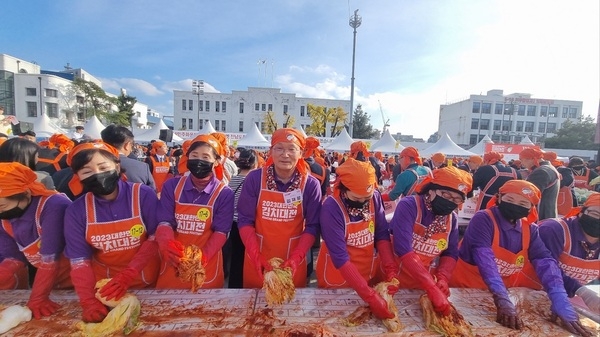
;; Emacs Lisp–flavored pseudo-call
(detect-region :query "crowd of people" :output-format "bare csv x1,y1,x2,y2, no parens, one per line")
0,121,598,336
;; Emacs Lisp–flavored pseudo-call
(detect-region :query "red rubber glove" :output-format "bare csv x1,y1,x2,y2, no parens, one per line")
281,233,315,276
239,225,272,283
155,224,184,267
0,259,26,290
400,251,450,316
381,193,391,202
201,232,227,267
338,261,394,319
434,256,456,298
70,260,108,323
375,240,400,295
27,261,60,319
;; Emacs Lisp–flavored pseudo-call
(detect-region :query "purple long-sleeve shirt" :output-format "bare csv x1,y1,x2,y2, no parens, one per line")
538,216,599,296
64,180,159,260
0,194,71,262
320,190,390,268
390,195,459,259
458,207,554,265
156,175,234,234
237,167,322,237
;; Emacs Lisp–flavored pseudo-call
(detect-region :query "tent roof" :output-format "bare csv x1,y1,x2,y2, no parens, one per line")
83,115,106,140
468,135,494,155
135,119,183,143
236,123,271,149
420,133,476,157
325,128,354,152
33,113,65,137
198,121,216,135
519,135,534,145
294,125,308,138
370,129,405,154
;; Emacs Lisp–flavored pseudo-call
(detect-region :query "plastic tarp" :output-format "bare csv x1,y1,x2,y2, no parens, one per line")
198,121,216,135
325,128,354,152
420,133,476,157
236,123,271,149
370,129,405,154
468,135,494,155
135,119,183,143
83,115,106,140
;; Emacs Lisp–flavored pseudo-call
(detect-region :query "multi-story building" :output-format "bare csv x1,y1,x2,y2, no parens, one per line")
439,89,583,146
173,87,350,137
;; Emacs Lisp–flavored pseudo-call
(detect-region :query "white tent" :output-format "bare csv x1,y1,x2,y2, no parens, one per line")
370,129,405,154
33,113,65,137
420,133,476,157
236,123,271,149
468,135,494,155
294,125,308,138
83,115,106,140
198,121,216,135
519,135,535,145
135,119,183,143
325,128,354,152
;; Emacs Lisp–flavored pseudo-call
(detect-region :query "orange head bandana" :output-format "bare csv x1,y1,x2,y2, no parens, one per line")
255,150,266,168
210,132,230,154
186,134,225,180
469,155,483,165
266,128,309,175
335,158,376,196
565,192,600,217
431,152,446,163
374,151,383,161
150,141,166,156
542,151,563,167
415,165,473,198
519,148,544,167
483,151,503,165
49,133,75,153
497,180,541,205
0,162,57,197
350,141,370,161
303,137,321,158
400,147,422,165
67,142,122,196
177,139,193,175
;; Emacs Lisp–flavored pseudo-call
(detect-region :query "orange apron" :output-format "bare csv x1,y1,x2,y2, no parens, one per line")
243,168,308,288
475,165,517,211
85,183,159,288
394,195,452,289
316,195,378,288
1,196,71,289
450,209,540,289
573,171,592,190
150,155,172,193
556,219,600,285
556,186,574,216
156,176,226,288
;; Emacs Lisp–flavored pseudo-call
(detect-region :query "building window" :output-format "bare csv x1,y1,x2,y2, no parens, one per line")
199,100,204,111
46,102,59,118
189,118,193,130
239,121,244,132
516,121,524,132
568,107,577,118
471,119,479,129
469,134,479,145
502,120,512,132
300,106,305,117
481,103,491,114
45,89,58,98
182,118,187,130
562,107,569,118
77,107,85,121
524,121,534,132
472,102,480,114
27,102,37,117
538,122,546,133
222,102,226,113
221,120,226,131
199,119,204,129
216,101,220,112
480,119,490,130
255,121,259,128
255,103,260,111
549,106,558,117
527,105,536,116
268,104,273,112
26,88,37,96
540,106,548,117
261,104,266,112
239,102,244,113
283,105,288,114
493,120,501,131
547,122,557,133
494,104,503,114
215,120,220,130
205,101,210,112
517,105,526,116
182,99,186,110
76,95,84,104
305,124,310,130
189,100,193,111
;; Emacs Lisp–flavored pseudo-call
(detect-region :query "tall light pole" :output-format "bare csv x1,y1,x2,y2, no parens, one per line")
348,9,361,137
192,80,204,131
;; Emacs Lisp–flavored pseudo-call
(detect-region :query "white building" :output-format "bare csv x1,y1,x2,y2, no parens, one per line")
439,89,583,146
173,87,350,137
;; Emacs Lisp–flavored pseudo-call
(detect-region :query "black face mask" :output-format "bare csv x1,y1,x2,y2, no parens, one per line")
81,170,120,196
579,214,600,238
431,196,457,215
498,201,530,221
0,200,29,220
345,198,369,209
187,159,214,179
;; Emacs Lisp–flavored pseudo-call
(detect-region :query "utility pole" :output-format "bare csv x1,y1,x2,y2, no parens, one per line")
348,9,361,137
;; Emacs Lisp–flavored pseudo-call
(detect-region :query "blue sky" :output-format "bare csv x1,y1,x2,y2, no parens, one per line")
2,0,598,139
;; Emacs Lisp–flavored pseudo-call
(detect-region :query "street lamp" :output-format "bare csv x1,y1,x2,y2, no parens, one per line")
348,9,361,137
192,80,204,131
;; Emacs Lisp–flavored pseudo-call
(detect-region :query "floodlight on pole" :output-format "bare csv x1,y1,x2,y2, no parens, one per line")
348,9,361,137
192,80,204,131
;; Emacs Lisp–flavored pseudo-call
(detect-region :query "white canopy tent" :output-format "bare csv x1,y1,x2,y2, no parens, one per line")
519,135,535,145
325,128,354,152
294,125,308,138
135,119,183,143
370,129,405,154
420,133,476,157
83,115,106,140
468,135,494,155
236,123,271,149
198,121,217,135
32,113,65,138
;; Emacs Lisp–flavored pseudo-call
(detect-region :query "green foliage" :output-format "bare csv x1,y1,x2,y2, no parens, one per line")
305,104,348,137
115,92,138,127
351,104,380,139
543,115,597,150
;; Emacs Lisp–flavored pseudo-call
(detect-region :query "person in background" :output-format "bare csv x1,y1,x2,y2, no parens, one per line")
237,128,322,288
569,157,599,191
472,151,520,211
0,137,55,190
211,132,237,184
349,141,382,183
450,180,591,336
145,140,172,194
521,148,561,220
424,152,447,170
71,126,85,142
154,134,234,289
303,137,330,199
543,151,575,215
538,192,600,314
317,158,397,320
0,105,20,136
459,155,483,174
37,134,73,175
391,166,473,316
19,130,37,143
382,146,432,201
64,142,160,323
0,163,72,319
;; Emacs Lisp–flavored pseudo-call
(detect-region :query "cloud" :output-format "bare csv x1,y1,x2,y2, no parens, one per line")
160,79,220,94
98,77,163,97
